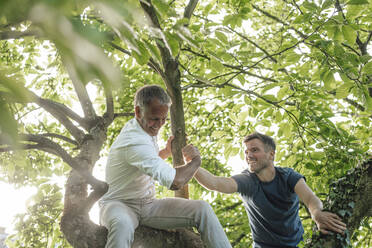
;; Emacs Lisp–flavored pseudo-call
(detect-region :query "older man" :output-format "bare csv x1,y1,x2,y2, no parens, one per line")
184,132,346,248
99,85,231,248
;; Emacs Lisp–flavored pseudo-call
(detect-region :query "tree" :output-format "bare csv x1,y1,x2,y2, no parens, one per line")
0,0,371,247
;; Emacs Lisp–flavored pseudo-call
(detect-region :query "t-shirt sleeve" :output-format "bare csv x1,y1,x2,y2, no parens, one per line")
232,172,255,196
287,168,305,193
126,143,176,189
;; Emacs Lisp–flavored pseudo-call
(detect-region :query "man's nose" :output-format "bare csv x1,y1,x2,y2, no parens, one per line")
246,151,253,158
155,119,165,127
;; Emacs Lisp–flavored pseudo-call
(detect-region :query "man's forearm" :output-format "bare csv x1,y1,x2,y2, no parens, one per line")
170,157,201,190
307,195,324,220
194,168,218,191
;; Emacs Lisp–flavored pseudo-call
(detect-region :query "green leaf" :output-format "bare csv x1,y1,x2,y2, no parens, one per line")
347,0,369,5
275,111,282,122
215,31,228,44
335,83,351,99
342,25,357,44
262,94,278,102
144,40,161,64
277,85,289,100
346,5,364,19
363,89,372,112
165,32,180,57
285,52,302,64
303,1,318,11
348,202,355,208
152,0,171,17
334,26,344,41
322,0,334,9
132,41,150,65
362,61,372,75
210,58,224,71
323,71,336,90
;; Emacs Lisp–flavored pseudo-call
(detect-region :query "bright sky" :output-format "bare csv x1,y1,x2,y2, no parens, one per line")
0,182,37,233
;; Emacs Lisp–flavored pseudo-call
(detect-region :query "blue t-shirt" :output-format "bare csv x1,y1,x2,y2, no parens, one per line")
232,167,304,248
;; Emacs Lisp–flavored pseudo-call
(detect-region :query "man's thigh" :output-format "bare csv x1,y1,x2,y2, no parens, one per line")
100,200,140,229
140,198,211,229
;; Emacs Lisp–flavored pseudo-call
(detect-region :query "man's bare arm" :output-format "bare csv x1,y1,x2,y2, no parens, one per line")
295,178,346,234
170,156,201,190
194,168,237,194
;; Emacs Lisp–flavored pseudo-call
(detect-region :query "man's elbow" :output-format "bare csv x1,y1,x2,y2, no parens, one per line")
170,178,185,191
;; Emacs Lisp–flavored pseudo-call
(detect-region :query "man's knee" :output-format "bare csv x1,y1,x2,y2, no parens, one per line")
195,200,214,215
108,216,135,233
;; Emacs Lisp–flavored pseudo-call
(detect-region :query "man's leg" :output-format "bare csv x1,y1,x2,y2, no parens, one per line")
99,200,139,248
141,198,232,248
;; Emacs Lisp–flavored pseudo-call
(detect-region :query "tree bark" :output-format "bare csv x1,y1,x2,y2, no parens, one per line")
304,159,372,247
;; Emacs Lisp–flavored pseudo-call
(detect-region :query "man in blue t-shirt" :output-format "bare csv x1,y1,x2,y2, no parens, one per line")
183,132,346,248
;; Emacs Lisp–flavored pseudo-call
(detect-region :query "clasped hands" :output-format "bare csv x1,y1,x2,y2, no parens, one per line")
182,144,201,163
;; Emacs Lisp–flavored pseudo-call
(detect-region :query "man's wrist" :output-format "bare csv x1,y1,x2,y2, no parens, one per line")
192,155,201,162
311,208,322,220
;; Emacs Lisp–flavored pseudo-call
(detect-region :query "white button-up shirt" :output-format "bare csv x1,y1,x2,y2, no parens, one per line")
100,118,176,202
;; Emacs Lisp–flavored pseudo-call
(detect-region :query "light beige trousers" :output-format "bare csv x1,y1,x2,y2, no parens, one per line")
99,197,232,248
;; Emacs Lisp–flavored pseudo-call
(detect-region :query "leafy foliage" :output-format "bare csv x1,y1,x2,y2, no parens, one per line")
0,0,371,247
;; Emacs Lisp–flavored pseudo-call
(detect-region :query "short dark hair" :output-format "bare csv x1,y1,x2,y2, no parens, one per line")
134,85,171,110
243,132,276,152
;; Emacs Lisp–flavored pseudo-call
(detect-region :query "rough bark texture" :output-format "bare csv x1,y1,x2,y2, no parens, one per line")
304,159,372,248
132,226,204,248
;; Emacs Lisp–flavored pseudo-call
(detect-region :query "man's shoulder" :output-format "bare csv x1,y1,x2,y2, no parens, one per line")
234,169,253,177
112,119,152,148
275,166,304,189
275,166,301,176
232,169,257,184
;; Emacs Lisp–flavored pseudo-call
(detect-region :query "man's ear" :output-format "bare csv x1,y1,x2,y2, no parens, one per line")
270,150,275,161
135,106,141,119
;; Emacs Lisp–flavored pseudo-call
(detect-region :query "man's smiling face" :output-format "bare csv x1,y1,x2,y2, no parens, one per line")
244,138,274,174
135,98,169,136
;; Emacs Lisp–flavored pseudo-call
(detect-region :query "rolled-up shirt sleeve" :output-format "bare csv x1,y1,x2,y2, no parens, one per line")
126,143,176,189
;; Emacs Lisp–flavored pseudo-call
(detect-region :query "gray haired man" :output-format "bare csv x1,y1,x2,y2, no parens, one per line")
99,85,231,248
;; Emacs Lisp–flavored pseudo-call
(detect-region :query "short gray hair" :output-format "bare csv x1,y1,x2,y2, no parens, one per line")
134,85,171,110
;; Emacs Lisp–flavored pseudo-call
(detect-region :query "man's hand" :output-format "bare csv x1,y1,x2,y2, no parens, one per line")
182,144,200,163
171,144,201,190
159,136,174,159
312,210,347,235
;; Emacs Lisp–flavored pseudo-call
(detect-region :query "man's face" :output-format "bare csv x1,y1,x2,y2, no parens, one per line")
135,98,169,136
244,138,274,174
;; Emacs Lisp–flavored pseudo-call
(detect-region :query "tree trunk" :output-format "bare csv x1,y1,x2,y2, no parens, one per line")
304,159,372,247
132,226,203,248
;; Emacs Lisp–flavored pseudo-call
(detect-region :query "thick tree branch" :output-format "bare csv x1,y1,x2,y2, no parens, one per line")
140,0,189,199
0,133,109,197
140,0,175,89
40,133,79,146
0,29,40,40
20,134,77,166
184,0,199,19
28,91,86,143
103,85,114,124
64,61,97,120
356,31,372,55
